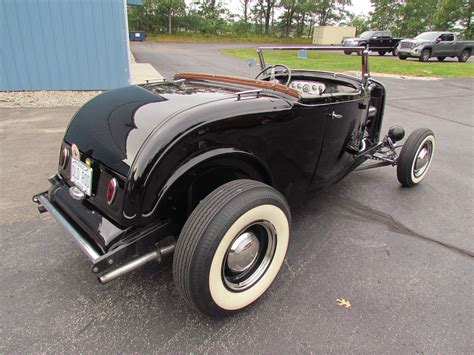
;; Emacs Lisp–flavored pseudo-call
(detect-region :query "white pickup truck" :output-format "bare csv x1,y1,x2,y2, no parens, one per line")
397,31,473,62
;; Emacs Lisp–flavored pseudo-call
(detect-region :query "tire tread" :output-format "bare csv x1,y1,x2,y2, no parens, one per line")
173,179,272,310
397,128,434,187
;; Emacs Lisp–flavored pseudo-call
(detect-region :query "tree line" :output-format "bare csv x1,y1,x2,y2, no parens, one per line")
128,0,473,39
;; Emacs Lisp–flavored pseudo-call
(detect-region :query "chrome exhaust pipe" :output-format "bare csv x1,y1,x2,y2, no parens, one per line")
99,243,175,284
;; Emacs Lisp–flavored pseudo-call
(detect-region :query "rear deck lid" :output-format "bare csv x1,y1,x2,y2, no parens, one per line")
64,84,232,176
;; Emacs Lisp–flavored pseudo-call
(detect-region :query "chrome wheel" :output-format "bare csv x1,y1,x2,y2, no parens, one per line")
420,49,431,62
227,231,260,273
173,179,290,316
413,141,433,178
222,221,277,291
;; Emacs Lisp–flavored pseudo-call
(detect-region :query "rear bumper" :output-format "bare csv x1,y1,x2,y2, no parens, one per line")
33,175,175,280
35,193,101,261
34,175,127,253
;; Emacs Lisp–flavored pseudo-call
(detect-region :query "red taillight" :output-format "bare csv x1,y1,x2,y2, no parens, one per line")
59,147,69,169
106,178,118,205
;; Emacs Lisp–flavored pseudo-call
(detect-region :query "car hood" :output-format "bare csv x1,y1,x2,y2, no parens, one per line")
64,84,233,176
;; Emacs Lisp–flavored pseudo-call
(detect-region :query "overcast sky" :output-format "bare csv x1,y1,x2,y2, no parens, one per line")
347,0,373,16
222,0,373,17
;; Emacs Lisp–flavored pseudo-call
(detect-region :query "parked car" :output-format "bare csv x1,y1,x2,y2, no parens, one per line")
33,46,436,317
397,31,473,62
343,30,402,56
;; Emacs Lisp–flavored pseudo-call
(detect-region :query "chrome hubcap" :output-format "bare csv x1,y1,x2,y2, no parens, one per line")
414,141,433,177
223,221,277,291
227,232,260,273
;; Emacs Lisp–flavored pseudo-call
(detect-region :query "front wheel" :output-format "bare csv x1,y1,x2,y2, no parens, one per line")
173,179,291,317
419,49,431,62
397,129,436,187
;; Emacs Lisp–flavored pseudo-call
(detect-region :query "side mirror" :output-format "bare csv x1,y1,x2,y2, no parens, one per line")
247,58,257,68
435,38,442,43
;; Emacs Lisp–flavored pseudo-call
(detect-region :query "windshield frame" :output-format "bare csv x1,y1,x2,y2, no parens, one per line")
256,46,370,87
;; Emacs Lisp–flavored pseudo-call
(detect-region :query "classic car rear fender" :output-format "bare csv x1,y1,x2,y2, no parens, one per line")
143,148,273,221
122,95,293,224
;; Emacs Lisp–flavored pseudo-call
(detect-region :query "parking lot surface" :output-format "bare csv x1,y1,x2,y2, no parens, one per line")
1,41,473,353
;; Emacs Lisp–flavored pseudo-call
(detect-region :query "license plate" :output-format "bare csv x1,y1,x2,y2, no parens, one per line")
70,157,93,195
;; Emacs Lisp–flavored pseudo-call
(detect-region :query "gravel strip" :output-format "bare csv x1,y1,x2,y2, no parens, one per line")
0,90,103,108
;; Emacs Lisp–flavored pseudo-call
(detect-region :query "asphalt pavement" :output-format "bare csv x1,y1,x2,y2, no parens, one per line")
0,41,473,353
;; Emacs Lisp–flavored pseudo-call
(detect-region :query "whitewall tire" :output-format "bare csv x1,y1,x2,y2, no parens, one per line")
173,179,291,317
397,128,436,187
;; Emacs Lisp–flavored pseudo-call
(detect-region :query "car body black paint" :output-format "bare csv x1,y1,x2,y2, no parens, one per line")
38,69,384,255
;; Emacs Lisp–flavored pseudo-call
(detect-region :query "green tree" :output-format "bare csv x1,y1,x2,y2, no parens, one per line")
369,0,403,34
398,0,438,37
193,0,231,34
128,0,160,32
279,0,299,36
295,0,317,36
370,0,472,38
256,0,278,34
433,0,473,38
279,0,352,37
127,0,472,40
313,0,352,26
461,0,473,38
160,0,186,34
240,0,253,24
250,1,265,33
346,13,370,35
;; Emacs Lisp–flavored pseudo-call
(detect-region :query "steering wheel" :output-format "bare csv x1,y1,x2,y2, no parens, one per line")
255,64,292,86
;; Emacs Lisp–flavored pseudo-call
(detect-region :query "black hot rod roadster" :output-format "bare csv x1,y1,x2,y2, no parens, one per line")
34,46,436,317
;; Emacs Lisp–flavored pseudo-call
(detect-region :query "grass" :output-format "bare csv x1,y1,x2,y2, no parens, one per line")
222,47,474,78
147,33,312,44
